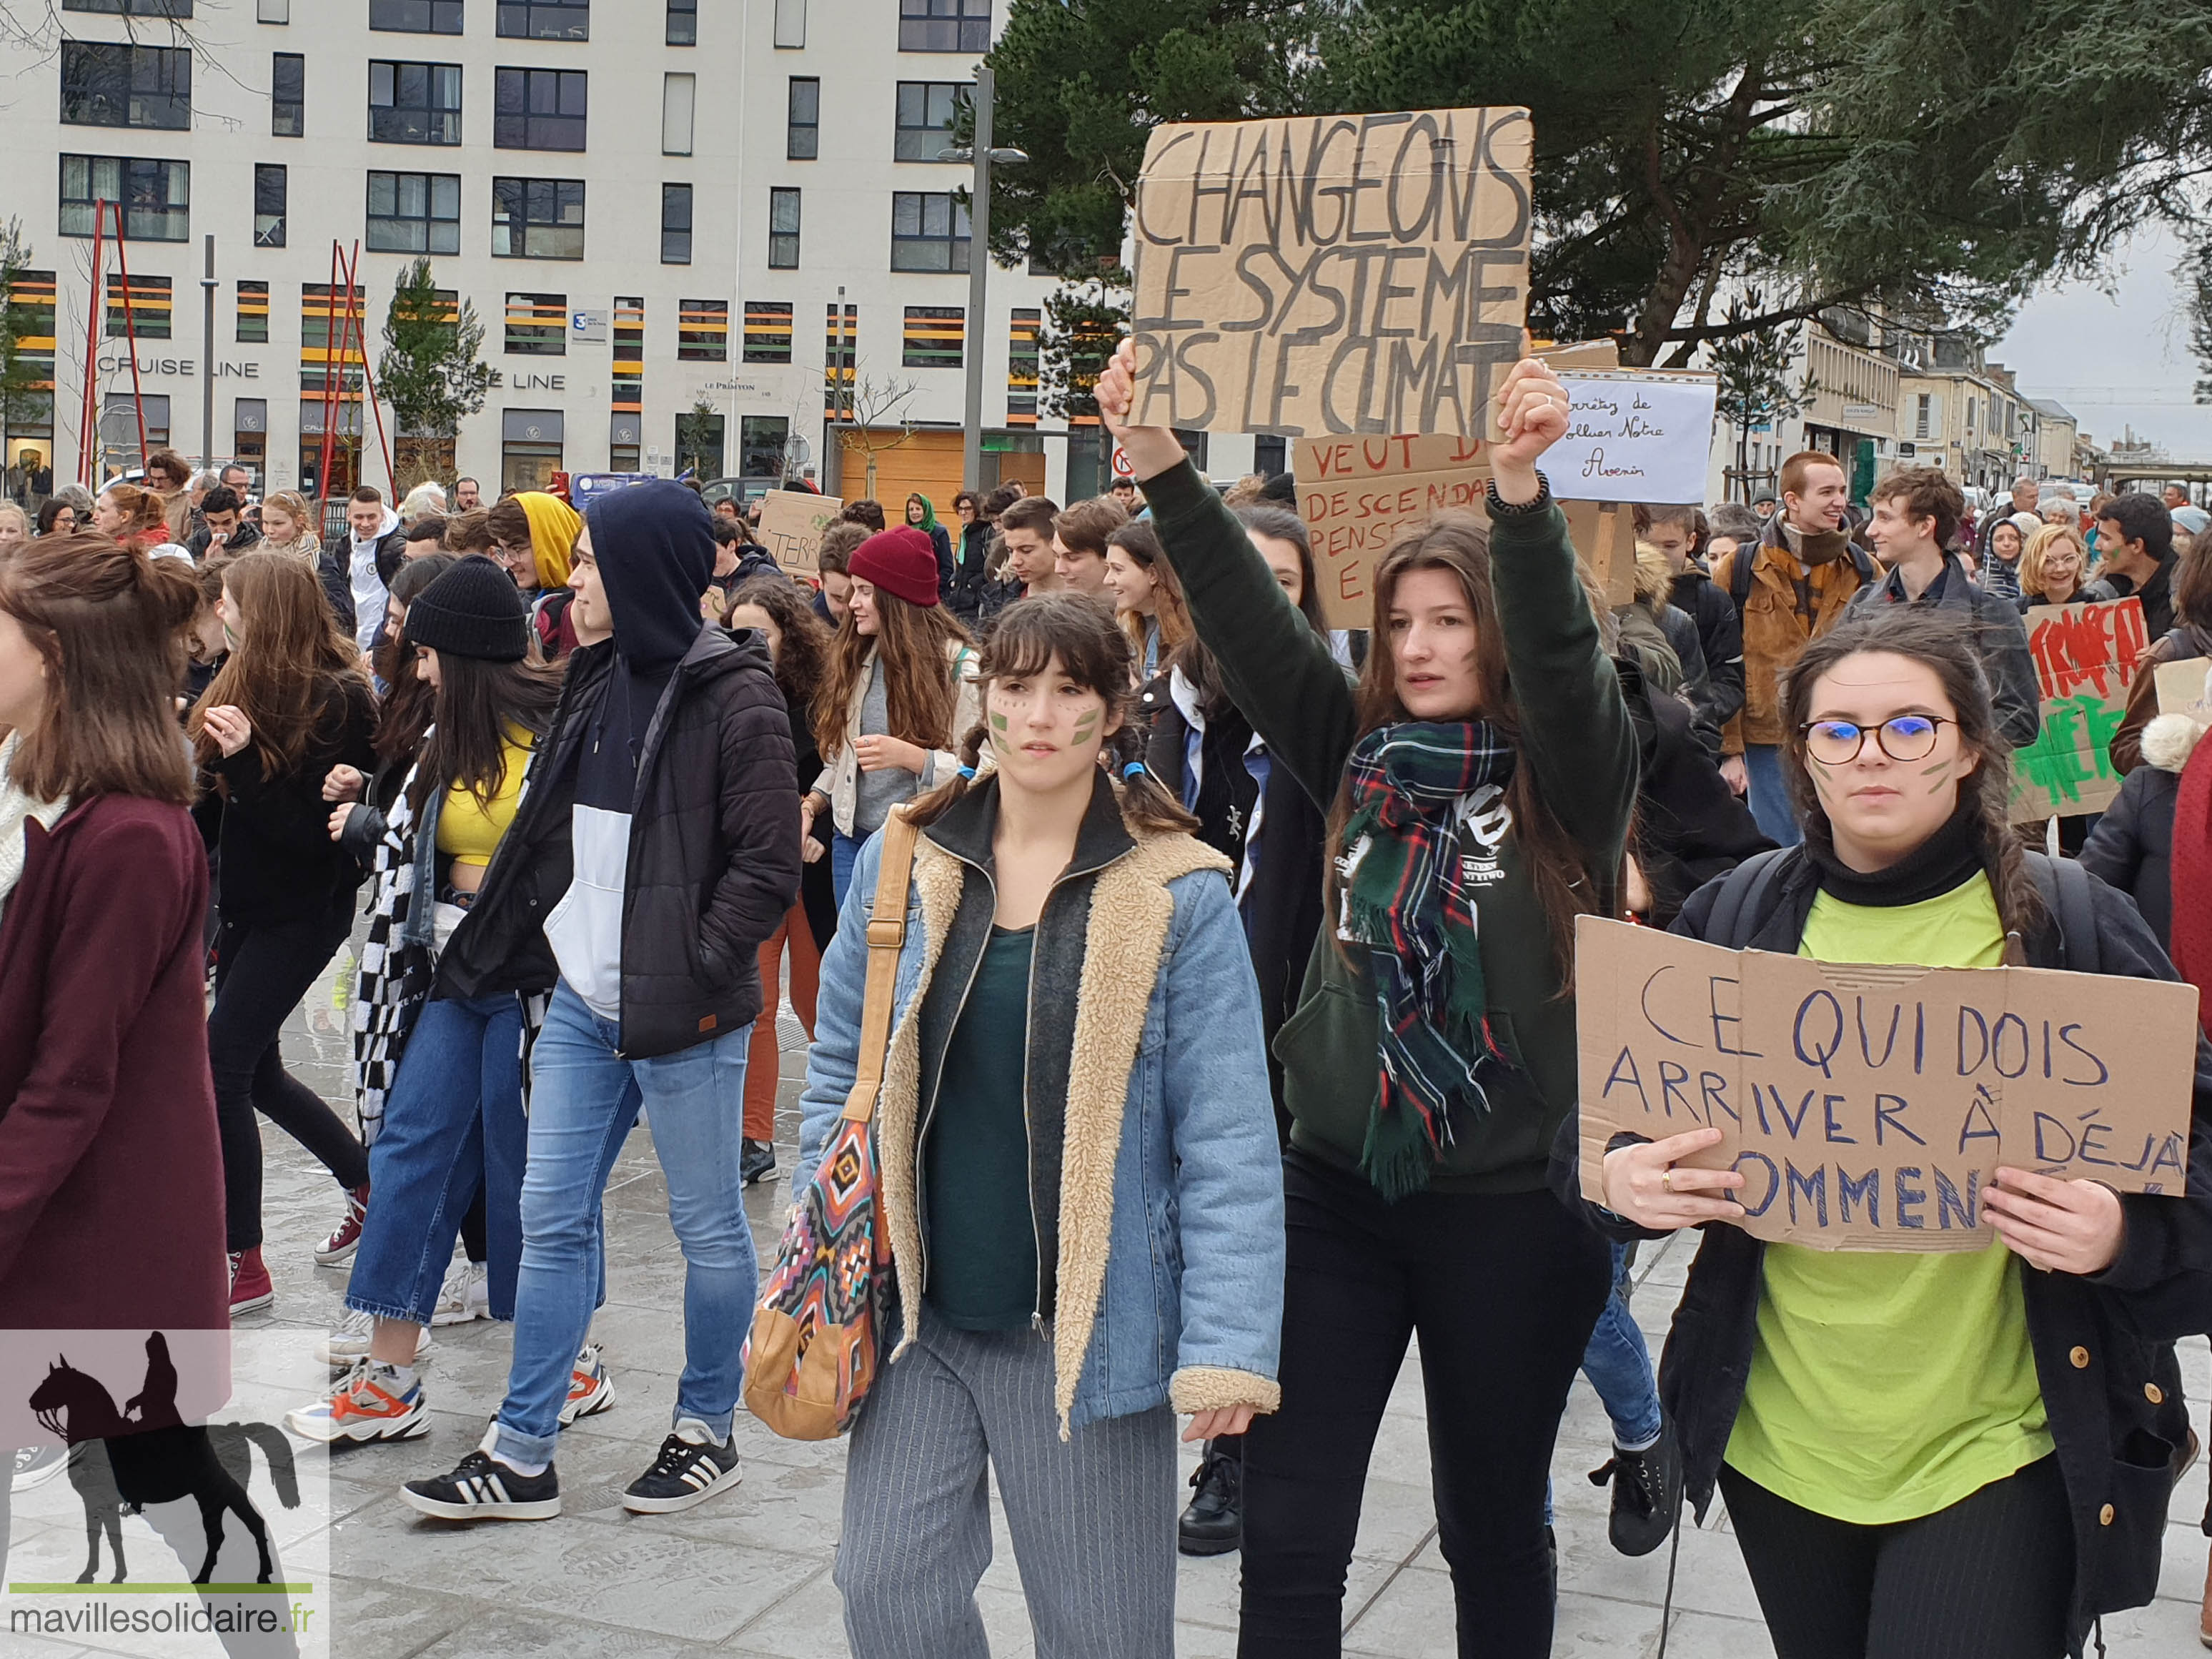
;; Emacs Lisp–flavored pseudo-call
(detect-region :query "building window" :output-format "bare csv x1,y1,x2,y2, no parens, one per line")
106,274,172,340
371,0,462,29
60,154,189,242
62,0,192,14
768,187,800,269
492,177,584,259
1007,306,1038,425
495,68,587,151
367,170,461,254
899,0,989,54
59,42,192,131
661,183,692,264
743,301,792,364
890,191,968,272
823,302,855,414
501,409,565,491
666,0,695,44
773,0,804,48
254,164,287,247
663,73,695,157
902,305,961,370
678,299,728,362
1914,393,1933,441
301,282,367,394
612,294,643,421
740,415,789,480
787,77,818,159
100,392,172,473
1254,433,1287,476
237,279,269,342
258,0,289,19
497,0,587,40
232,398,268,485
369,61,462,144
505,292,566,355
272,51,304,136
893,81,962,162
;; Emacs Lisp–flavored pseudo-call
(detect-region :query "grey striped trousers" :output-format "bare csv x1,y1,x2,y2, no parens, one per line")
835,1317,1178,1658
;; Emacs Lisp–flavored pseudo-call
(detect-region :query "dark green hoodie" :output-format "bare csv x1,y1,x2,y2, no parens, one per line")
1142,458,1636,1194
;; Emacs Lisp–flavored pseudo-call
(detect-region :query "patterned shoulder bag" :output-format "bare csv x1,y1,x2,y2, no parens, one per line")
741,807,918,1440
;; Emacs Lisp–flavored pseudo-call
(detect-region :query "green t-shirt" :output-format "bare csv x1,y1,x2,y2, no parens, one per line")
1724,873,2055,1524
921,923,1040,1332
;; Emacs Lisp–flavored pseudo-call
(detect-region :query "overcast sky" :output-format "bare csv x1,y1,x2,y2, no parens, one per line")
1995,219,2212,463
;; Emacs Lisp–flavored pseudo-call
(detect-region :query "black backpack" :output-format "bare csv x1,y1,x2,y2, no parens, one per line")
1699,845,2099,972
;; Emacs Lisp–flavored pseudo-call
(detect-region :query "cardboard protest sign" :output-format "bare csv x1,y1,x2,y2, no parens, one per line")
755,490,843,577
1552,372,1719,505
1129,108,1532,438
1291,432,1628,626
2156,657,2212,726
1575,916,2196,1252
2010,598,2149,820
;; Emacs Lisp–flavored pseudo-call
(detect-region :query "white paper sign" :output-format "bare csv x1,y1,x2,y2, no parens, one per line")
1552,371,1718,505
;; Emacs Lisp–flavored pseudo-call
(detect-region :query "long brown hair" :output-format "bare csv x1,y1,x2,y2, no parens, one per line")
811,585,971,761
1106,517,1191,663
0,533,200,804
727,575,833,710
99,481,169,545
1779,610,2042,937
1329,514,1610,984
906,594,1196,834
408,653,565,815
188,550,372,776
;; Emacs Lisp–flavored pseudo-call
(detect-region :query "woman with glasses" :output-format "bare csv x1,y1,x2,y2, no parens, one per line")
483,490,581,661
1581,608,2211,1659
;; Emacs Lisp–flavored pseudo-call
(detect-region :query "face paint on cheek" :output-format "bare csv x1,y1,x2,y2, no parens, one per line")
1920,758,1955,795
988,708,1013,753
1809,766,1837,803
1072,710,1099,745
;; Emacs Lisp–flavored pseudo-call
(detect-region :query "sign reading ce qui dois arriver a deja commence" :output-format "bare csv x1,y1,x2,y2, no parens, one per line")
1574,916,2197,1253
1129,107,1533,439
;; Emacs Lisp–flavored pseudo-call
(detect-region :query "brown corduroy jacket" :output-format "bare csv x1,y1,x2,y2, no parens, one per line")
1708,519,1875,751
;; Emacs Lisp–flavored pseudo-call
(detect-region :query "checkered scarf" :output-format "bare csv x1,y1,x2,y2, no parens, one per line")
1339,721,1518,1199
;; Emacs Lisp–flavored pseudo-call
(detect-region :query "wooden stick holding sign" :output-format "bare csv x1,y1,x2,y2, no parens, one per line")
1129,107,1533,437
1574,916,2196,1253
755,490,845,578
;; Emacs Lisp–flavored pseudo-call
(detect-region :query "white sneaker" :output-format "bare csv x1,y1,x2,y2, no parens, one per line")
559,1343,615,1426
317,1306,431,1370
430,1259,491,1327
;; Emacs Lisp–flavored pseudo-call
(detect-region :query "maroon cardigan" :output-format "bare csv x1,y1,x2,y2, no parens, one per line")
0,794,227,1332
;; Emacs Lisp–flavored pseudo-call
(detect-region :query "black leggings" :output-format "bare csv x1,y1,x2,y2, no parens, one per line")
210,906,370,1253
1237,1150,1610,1658
1718,1457,2074,1659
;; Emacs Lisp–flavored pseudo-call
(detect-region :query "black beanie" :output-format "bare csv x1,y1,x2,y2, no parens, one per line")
404,554,530,662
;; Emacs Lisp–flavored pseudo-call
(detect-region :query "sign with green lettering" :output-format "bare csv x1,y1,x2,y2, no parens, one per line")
2011,597,2148,820
1575,916,2196,1252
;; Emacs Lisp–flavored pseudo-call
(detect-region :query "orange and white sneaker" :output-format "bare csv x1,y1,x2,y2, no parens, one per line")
285,1362,430,1445
557,1343,614,1426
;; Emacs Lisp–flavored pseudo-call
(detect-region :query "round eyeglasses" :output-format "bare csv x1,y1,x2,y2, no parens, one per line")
1800,714,1951,766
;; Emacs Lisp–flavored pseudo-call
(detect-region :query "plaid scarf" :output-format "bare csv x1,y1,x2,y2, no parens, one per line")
1339,721,1518,1199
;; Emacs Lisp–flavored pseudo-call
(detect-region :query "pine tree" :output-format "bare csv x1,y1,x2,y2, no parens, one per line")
377,257,492,485
0,219,47,456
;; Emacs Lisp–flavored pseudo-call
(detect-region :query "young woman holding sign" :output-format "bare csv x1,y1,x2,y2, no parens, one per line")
1100,337,1637,1656
1587,607,2212,1659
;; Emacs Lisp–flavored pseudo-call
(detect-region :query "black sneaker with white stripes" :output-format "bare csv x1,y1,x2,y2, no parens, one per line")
622,1421,742,1515
400,1432,560,1522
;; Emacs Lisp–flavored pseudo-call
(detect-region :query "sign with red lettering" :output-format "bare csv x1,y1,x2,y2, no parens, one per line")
2011,598,2149,820
1294,433,1490,627
1574,916,2196,1252
1129,108,1532,437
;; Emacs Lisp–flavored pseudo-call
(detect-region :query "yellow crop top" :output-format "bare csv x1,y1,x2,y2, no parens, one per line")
435,725,534,868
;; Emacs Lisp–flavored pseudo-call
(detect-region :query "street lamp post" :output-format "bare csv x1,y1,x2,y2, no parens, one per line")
946,69,1026,493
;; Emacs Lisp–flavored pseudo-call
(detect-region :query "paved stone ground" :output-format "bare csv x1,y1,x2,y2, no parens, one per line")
18,947,2208,1657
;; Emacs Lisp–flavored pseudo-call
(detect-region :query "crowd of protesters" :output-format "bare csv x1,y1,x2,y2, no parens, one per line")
1,357,2208,1659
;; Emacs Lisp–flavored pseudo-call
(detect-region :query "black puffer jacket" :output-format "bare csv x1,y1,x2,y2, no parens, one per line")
1617,656,1772,927
2079,711,2202,949
440,621,800,1056
1554,847,2212,1656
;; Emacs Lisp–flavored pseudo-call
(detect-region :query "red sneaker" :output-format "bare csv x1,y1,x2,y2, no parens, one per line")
315,1184,370,1266
229,1246,274,1316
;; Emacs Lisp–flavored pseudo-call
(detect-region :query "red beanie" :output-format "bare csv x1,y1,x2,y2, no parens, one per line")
848,527,941,608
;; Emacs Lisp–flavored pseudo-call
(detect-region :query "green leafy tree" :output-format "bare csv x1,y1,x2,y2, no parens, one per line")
377,257,492,485
1709,293,1815,502
1036,280,1126,422
2191,244,2212,406
0,219,49,457
988,0,2212,367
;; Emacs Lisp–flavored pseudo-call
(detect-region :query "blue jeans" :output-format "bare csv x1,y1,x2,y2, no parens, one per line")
1742,743,1802,848
1579,1242,1662,1449
831,827,863,909
347,993,527,1326
492,980,758,1466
